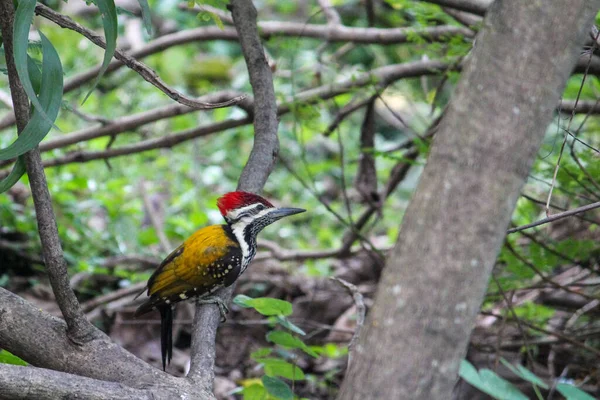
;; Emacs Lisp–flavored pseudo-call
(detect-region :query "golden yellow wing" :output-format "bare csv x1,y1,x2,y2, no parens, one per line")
135,225,242,316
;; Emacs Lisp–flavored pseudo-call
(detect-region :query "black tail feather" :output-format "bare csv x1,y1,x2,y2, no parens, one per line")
159,305,173,371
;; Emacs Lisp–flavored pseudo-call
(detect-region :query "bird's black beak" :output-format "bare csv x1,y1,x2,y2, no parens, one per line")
271,207,306,220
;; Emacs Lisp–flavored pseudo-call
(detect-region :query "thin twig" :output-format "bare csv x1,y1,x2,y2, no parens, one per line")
481,311,600,357
507,200,600,234
34,4,245,110
318,0,342,25
331,277,366,368
0,60,450,177
544,28,599,216
140,179,172,253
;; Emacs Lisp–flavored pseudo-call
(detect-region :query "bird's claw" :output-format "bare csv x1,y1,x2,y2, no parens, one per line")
196,296,229,322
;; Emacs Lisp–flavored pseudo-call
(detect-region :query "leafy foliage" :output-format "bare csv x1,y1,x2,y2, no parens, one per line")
460,359,597,400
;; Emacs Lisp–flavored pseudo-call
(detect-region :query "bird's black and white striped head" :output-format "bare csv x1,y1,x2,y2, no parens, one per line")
218,191,304,230
217,192,305,266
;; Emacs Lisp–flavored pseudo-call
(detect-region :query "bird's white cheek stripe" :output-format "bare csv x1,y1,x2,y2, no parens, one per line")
231,208,274,259
232,223,250,258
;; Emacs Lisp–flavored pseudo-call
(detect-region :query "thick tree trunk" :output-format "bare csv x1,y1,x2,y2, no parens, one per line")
338,2,600,399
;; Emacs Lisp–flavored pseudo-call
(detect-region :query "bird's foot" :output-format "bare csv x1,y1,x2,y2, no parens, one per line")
196,296,229,322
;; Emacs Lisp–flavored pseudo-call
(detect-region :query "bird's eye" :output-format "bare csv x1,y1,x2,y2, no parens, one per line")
255,204,266,211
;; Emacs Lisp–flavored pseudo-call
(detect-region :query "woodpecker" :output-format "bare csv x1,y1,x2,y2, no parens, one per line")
134,191,305,370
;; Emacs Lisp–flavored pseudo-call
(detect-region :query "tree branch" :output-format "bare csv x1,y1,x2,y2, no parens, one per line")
0,90,250,169
34,4,244,110
338,1,600,397
0,364,152,400
0,0,96,343
317,0,342,26
0,288,184,391
0,59,450,177
0,14,469,131
187,0,280,388
507,200,600,234
418,0,490,15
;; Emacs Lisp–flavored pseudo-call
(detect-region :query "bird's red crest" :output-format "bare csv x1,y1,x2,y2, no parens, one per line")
217,191,274,216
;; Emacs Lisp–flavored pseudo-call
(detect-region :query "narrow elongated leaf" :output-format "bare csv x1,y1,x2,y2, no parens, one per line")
556,384,596,400
26,54,42,94
136,0,153,35
0,350,28,366
261,375,293,400
13,0,55,127
0,157,26,194
0,33,63,160
460,360,487,393
478,369,529,400
460,360,528,400
82,0,118,103
499,358,549,390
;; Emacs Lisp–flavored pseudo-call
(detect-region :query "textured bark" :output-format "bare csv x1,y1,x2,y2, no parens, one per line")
0,0,96,344
187,0,280,392
338,2,600,399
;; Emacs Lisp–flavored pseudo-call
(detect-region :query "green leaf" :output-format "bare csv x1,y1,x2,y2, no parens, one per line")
250,348,272,360
250,298,293,316
207,11,224,30
233,295,293,316
499,358,549,390
233,294,254,308
460,360,487,392
257,357,305,380
136,0,153,35
0,33,63,160
262,375,293,400
26,54,42,94
460,360,528,400
267,331,318,358
267,331,304,348
0,350,28,366
478,369,528,400
0,157,26,194
556,383,596,400
13,0,56,127
82,0,118,103
276,316,306,336
242,383,267,400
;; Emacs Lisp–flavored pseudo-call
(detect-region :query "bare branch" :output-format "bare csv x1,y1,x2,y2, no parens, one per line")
0,0,96,343
559,99,600,114
140,179,172,253
188,0,280,387
0,59,449,177
0,364,152,400
83,283,146,313
178,3,234,24
0,288,174,390
442,7,482,27
507,200,600,234
34,4,244,110
331,278,366,368
34,118,251,170
318,0,342,25
418,0,491,15
0,90,249,169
